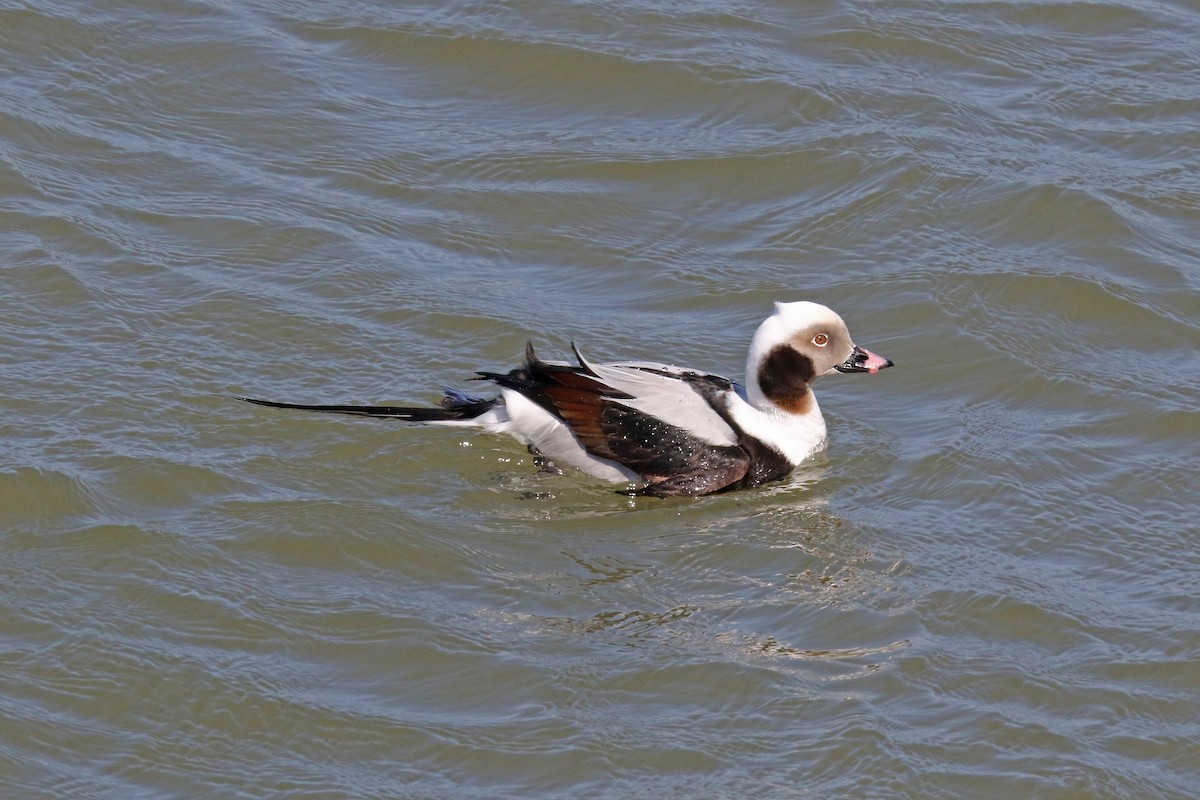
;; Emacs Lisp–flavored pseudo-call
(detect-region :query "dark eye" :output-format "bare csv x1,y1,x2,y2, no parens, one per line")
812,333,829,347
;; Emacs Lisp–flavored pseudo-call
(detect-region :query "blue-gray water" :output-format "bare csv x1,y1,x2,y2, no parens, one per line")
2,0,1199,797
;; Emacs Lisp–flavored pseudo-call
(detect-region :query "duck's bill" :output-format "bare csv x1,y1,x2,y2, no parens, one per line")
834,345,894,374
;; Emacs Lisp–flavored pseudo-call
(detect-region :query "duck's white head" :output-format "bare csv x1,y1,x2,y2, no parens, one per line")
744,301,892,414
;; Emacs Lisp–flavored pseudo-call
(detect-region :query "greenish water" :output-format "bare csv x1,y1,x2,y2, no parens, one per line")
2,1,1199,797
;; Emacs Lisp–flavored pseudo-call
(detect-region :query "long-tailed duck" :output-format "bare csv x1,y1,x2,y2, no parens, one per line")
239,301,892,496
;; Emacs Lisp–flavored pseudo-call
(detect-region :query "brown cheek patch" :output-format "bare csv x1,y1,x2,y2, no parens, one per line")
757,345,814,415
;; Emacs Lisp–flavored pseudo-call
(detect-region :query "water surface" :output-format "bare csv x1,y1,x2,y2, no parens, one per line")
2,0,1199,797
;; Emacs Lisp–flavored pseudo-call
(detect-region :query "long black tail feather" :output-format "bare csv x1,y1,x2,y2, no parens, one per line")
235,393,495,422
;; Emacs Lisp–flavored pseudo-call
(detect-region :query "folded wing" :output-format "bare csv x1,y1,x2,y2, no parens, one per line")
484,344,751,496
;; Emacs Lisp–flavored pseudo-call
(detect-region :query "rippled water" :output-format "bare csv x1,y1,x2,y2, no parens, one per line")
3,0,1199,797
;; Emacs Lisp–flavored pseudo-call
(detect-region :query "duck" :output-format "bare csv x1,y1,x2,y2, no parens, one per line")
239,301,892,497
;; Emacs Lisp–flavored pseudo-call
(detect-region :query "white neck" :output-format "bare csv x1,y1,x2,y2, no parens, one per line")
725,391,828,466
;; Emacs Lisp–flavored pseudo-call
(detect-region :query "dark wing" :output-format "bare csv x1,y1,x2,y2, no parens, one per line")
599,402,751,497
485,343,752,496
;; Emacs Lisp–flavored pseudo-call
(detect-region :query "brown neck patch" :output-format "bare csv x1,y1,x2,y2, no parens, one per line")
757,344,814,415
